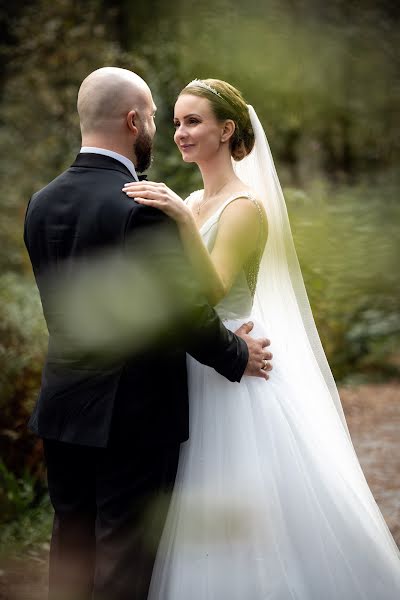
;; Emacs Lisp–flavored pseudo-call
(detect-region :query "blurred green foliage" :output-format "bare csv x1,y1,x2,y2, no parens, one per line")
0,460,37,521
0,274,47,489
0,458,52,554
0,0,399,530
286,178,400,380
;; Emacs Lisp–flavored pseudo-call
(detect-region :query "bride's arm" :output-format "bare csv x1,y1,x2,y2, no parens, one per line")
179,198,265,305
122,181,266,306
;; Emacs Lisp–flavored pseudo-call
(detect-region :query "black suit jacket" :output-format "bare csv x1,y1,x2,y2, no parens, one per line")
24,153,248,448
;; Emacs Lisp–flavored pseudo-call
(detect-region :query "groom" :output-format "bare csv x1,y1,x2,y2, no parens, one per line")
24,67,272,600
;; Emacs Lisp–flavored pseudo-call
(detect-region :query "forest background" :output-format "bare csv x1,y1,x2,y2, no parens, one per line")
0,0,399,573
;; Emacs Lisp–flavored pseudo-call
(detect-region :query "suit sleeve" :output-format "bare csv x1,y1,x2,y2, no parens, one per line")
123,203,249,383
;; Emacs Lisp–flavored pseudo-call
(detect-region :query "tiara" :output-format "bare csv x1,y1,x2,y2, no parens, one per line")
185,79,223,99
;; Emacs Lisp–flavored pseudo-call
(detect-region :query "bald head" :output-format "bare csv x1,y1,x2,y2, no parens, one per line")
77,67,152,137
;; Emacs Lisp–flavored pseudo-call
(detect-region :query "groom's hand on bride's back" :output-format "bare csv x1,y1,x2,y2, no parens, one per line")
235,322,273,380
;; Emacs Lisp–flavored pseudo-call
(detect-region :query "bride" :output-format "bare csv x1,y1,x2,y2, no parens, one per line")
122,78,400,599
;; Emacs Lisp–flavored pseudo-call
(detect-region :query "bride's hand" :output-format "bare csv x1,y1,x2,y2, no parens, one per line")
122,181,192,225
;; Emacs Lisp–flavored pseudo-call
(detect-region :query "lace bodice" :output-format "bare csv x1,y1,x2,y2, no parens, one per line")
187,191,264,321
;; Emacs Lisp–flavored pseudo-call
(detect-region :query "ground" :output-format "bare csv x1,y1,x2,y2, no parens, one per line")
0,381,399,599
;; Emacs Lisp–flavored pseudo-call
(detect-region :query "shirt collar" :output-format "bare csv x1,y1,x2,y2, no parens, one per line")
80,147,139,181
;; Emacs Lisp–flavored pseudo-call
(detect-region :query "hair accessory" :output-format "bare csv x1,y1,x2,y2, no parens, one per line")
185,79,223,99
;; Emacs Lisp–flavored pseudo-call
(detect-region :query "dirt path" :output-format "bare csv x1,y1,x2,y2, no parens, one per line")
1,381,399,599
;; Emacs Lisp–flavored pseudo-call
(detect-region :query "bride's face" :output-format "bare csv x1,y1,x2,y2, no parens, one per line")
173,94,224,163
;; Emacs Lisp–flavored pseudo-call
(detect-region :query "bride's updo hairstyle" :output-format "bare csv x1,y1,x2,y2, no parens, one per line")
179,78,255,161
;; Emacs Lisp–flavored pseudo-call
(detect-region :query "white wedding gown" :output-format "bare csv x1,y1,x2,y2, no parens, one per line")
148,193,400,600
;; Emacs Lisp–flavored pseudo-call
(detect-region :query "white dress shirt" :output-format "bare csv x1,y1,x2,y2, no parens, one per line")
80,147,139,181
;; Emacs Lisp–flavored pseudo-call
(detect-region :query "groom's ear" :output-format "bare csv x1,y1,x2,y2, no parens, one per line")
127,110,138,137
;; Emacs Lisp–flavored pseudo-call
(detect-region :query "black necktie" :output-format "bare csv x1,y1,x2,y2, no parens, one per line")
138,174,148,181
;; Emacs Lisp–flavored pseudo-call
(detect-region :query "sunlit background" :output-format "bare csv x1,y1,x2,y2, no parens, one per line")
0,1,399,596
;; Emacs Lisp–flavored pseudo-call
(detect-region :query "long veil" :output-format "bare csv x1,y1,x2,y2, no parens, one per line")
232,108,400,567
234,105,351,439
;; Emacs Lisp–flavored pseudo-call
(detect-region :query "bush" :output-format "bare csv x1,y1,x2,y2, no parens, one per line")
0,460,37,522
0,273,47,482
286,178,400,380
0,466,52,555
0,459,51,558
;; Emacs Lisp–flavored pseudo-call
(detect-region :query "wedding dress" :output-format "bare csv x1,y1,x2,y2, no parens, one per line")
147,110,400,599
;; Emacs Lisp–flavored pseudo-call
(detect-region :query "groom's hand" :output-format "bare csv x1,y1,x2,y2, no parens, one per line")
235,322,273,380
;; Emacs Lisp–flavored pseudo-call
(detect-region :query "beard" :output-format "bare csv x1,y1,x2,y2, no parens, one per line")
135,128,153,173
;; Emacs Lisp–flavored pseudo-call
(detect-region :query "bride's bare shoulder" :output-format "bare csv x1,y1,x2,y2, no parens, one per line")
221,186,267,235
